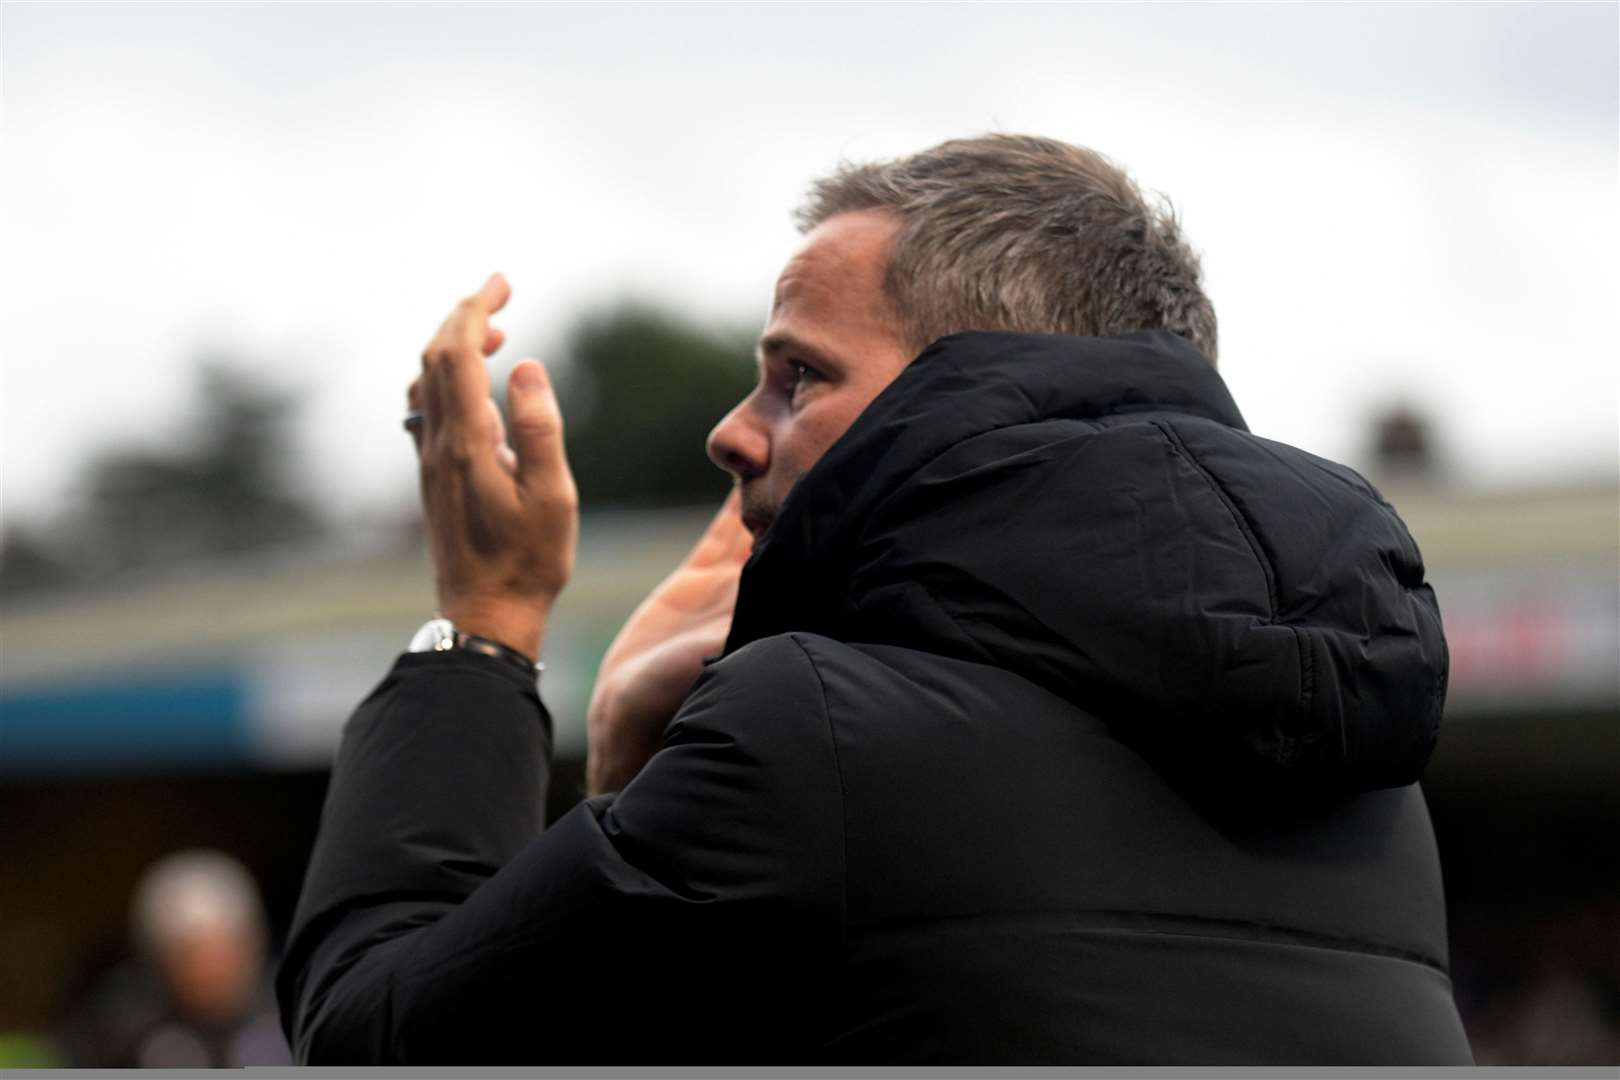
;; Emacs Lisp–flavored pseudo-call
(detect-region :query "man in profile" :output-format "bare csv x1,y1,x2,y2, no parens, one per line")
278,135,1472,1063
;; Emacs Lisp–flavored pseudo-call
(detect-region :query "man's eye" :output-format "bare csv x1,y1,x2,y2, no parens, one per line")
788,362,820,398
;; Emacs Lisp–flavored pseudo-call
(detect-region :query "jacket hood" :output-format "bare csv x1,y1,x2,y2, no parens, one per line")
725,330,1447,792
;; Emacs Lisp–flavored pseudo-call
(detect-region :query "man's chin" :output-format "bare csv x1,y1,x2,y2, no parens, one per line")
738,492,778,547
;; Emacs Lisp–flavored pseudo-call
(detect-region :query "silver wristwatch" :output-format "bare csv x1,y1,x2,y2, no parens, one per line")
407,617,544,677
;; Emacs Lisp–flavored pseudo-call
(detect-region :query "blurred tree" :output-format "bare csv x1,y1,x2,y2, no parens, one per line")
549,303,756,507
0,525,77,595
0,361,322,593
76,363,321,571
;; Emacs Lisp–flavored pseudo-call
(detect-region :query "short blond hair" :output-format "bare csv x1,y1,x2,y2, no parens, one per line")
797,134,1217,363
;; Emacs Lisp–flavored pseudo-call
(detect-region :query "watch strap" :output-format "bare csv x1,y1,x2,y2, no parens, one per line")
408,617,543,677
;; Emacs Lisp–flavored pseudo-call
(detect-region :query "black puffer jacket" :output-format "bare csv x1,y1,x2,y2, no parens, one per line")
278,331,1471,1063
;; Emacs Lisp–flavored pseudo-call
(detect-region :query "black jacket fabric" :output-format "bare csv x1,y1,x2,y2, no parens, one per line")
278,331,1472,1064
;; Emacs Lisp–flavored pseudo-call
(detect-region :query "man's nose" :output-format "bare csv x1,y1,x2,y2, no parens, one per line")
706,399,769,481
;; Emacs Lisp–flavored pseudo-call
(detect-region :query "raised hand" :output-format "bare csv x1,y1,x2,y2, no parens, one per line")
408,274,578,661
585,488,752,794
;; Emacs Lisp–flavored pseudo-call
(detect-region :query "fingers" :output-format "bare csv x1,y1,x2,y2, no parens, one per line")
506,359,574,501
420,273,511,451
484,398,518,477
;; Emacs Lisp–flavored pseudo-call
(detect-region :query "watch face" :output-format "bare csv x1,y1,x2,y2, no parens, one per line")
407,617,456,654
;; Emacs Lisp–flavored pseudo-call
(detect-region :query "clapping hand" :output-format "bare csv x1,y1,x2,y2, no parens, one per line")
407,274,578,662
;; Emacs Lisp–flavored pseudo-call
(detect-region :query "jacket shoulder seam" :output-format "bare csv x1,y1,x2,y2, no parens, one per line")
1150,419,1280,622
1152,420,1321,761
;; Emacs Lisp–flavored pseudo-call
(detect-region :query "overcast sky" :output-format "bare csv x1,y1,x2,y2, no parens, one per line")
2,2,1616,526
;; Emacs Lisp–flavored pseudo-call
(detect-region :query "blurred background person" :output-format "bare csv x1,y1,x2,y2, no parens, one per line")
56,850,289,1068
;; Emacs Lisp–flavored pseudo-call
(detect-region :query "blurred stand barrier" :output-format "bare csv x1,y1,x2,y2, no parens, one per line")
2,482,1617,1062
0,505,720,768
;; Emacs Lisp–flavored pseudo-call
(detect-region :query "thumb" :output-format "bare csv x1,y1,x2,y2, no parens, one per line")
507,359,571,495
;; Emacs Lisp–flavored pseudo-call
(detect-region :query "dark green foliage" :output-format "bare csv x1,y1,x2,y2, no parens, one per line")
0,362,322,593
77,364,322,572
552,303,756,507
0,525,76,595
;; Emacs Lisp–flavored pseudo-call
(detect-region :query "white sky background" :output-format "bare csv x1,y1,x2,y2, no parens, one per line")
1,2,1616,527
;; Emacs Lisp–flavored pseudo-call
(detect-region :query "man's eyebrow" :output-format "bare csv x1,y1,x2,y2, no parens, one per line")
757,331,838,368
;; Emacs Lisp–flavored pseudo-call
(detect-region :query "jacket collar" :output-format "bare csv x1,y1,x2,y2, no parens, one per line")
724,330,1237,653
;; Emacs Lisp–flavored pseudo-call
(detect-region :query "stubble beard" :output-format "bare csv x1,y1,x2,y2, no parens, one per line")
738,486,779,547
